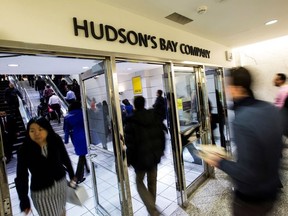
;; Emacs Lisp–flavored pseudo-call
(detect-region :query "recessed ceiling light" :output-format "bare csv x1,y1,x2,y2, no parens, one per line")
82,66,90,69
265,20,278,25
8,64,19,67
127,68,132,70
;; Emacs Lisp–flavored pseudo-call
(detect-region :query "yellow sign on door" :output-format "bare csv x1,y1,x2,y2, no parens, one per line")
132,76,142,94
177,98,183,110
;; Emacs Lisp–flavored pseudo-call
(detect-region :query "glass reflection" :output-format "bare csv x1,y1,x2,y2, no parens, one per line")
84,73,113,152
174,72,204,186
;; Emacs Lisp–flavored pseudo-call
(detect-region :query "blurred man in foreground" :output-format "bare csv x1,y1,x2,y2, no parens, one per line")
203,67,282,216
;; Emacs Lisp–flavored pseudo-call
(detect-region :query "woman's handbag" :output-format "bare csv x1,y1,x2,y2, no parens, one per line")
67,184,89,206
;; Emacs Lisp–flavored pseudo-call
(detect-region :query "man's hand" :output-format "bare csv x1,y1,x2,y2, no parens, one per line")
202,153,222,168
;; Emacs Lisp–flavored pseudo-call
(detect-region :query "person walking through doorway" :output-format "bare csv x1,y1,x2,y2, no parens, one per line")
124,96,165,216
15,117,75,216
203,67,282,216
153,89,166,122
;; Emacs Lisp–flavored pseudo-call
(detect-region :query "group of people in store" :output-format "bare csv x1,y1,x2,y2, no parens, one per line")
6,68,288,216
2,82,23,163
36,76,81,124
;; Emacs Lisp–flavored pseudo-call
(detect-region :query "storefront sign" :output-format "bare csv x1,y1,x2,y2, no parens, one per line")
73,17,211,59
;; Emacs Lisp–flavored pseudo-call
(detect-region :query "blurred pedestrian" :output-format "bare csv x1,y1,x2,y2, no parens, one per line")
37,98,49,121
64,101,90,184
204,67,282,216
90,97,96,111
43,84,54,104
122,99,133,116
273,73,288,108
48,93,61,123
15,117,75,216
124,96,165,216
72,79,81,101
4,82,23,114
0,111,19,163
102,100,111,140
35,76,46,99
153,89,166,121
64,85,76,104
27,75,35,87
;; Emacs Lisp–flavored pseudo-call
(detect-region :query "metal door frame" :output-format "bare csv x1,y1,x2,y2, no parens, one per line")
205,67,231,153
79,56,133,216
0,41,224,214
164,63,211,206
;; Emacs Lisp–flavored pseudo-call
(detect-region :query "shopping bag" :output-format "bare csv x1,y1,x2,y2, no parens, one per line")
67,185,89,206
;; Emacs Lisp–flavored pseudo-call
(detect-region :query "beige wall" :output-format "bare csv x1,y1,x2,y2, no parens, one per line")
233,35,288,103
0,0,233,67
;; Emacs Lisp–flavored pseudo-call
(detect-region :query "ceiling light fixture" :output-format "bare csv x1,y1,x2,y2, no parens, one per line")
82,66,90,69
265,19,278,25
8,64,19,67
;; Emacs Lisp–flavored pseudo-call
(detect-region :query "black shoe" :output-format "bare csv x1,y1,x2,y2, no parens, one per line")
77,178,86,184
86,169,90,174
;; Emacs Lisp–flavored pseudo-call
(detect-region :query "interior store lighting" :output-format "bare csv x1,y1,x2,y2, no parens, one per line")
8,64,19,67
265,20,278,25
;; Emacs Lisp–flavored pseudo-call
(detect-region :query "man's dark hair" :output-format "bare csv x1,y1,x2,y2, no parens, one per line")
229,67,252,91
134,96,145,110
277,73,286,81
228,67,255,97
157,89,163,96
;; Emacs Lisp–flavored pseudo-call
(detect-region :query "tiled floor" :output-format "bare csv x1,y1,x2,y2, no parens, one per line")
6,140,204,216
6,137,288,216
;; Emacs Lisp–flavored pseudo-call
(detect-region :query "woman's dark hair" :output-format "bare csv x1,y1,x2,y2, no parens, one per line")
122,99,130,106
25,117,56,144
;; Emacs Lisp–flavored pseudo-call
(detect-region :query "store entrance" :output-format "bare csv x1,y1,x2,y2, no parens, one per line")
0,49,215,216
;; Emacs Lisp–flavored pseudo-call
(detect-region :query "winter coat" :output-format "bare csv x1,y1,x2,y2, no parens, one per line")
153,96,166,121
63,109,88,156
124,108,165,171
5,87,22,107
15,134,74,211
219,97,282,201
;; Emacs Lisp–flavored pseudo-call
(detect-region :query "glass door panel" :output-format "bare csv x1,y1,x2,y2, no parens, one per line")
173,69,205,187
80,59,132,216
205,67,230,150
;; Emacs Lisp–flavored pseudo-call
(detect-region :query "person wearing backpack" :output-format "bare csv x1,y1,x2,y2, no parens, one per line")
124,96,165,216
